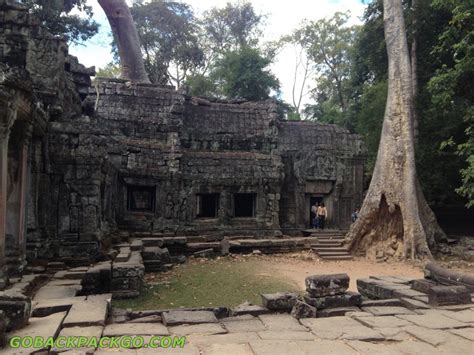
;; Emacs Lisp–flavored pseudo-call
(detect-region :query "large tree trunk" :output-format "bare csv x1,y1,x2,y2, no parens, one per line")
411,0,419,143
345,0,445,260
98,0,150,83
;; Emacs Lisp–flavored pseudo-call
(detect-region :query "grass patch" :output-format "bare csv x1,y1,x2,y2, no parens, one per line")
113,256,300,310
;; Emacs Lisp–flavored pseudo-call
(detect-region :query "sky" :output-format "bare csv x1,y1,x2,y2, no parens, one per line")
70,0,367,106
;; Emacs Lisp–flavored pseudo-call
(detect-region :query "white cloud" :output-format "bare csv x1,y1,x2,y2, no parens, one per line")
70,0,367,106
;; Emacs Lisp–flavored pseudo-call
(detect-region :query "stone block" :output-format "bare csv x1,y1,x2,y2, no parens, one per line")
290,300,317,319
258,314,308,331
193,248,215,258
317,307,361,318
231,302,270,317
305,274,349,297
0,291,31,331
162,310,218,326
428,285,471,306
361,299,404,307
361,306,415,316
303,291,362,309
411,279,437,294
103,323,169,336
260,292,299,311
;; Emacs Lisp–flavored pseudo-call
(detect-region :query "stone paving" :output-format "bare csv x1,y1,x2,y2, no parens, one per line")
1,261,473,354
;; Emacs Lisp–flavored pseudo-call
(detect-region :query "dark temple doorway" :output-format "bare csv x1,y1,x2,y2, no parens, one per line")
308,195,323,227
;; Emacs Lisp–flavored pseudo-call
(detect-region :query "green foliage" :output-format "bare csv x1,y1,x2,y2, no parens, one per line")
292,12,358,124
212,47,280,101
201,2,264,53
95,62,121,79
21,0,99,43
355,80,387,171
130,0,203,85
428,0,474,207
185,73,217,98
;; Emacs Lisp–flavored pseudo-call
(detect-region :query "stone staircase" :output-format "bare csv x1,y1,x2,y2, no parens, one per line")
305,230,353,260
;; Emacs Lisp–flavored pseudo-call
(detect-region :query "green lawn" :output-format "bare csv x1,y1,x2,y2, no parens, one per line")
113,256,300,310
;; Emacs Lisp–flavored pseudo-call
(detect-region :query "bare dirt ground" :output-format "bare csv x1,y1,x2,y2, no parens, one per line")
249,252,473,292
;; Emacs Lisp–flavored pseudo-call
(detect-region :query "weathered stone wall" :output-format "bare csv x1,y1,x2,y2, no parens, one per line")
0,0,97,275
0,0,366,274
278,122,365,231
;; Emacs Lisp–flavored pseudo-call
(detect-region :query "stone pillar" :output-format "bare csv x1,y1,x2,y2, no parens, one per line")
0,126,10,289
14,124,33,273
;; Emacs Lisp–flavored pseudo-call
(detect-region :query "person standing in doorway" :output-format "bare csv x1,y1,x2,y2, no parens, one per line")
311,202,319,229
317,202,327,229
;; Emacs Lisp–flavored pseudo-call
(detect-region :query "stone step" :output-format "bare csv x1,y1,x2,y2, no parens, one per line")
313,239,343,244
312,247,350,253
311,243,343,248
318,255,354,261
309,236,346,240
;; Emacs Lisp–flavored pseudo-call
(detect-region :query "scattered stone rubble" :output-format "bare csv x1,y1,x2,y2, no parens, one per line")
0,261,473,354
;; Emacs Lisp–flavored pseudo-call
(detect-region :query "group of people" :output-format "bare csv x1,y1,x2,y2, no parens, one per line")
310,202,327,229
310,202,360,229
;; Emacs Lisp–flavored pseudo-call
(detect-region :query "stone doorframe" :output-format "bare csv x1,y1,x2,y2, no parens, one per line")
0,88,32,289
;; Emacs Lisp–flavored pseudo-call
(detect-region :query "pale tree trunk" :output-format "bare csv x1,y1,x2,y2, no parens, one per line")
411,0,419,143
98,0,150,83
345,0,445,260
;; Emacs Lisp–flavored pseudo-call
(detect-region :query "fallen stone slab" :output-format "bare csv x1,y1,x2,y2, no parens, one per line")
428,285,471,306
361,299,404,307
129,315,162,323
411,279,438,294
305,274,349,297
52,326,103,353
397,312,466,329
370,276,413,284
416,308,474,324
448,327,474,341
47,279,82,287
201,343,253,355
33,285,82,300
304,291,362,309
169,323,227,336
5,312,67,352
62,294,110,327
345,340,401,355
221,318,265,333
399,297,431,310
261,292,299,311
403,325,464,346
186,332,260,345
373,327,410,341
258,330,315,341
392,288,427,299
425,262,474,292
258,314,308,331
301,316,383,341
290,300,317,319
361,306,415,316
0,291,32,331
162,310,218,326
355,315,412,328
317,307,361,318
231,302,270,317
103,323,169,336
32,296,86,317
220,314,255,322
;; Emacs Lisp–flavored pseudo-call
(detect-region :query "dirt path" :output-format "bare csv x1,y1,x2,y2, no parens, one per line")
252,254,425,292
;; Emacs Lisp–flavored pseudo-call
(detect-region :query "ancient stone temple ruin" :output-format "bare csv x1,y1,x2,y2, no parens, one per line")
0,1,365,285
